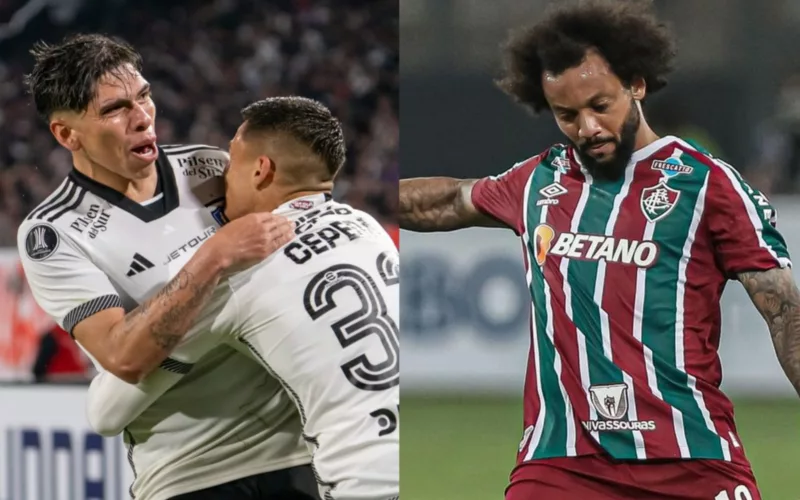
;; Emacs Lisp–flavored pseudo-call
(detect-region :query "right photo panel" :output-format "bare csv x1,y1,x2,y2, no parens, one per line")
400,0,800,499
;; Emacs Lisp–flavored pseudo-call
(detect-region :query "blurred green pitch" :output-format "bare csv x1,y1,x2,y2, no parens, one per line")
402,396,800,500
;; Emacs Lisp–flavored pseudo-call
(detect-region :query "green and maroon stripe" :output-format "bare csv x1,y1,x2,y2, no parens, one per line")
522,162,571,459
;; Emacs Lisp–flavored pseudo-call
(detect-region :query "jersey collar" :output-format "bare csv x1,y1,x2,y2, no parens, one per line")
68,146,180,222
629,135,679,164
569,135,680,177
273,192,333,217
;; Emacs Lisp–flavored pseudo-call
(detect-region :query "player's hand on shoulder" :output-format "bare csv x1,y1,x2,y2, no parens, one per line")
206,212,296,272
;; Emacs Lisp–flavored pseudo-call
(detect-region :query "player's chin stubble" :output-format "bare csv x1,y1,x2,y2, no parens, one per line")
575,101,640,182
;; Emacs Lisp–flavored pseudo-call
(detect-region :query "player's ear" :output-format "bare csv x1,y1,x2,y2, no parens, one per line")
50,117,81,152
630,77,646,101
253,155,276,189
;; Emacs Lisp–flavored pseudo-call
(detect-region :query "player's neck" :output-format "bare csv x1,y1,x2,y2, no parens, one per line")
72,156,159,202
633,120,660,152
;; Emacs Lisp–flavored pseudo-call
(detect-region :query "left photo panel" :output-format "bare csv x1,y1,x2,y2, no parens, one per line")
0,1,398,499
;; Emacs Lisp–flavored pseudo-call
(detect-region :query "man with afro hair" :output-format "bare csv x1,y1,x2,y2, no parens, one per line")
400,1,795,498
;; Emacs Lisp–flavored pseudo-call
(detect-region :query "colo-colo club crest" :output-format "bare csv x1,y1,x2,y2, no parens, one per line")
640,149,692,223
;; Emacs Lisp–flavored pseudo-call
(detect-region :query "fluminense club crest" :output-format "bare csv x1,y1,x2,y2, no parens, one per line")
640,182,680,223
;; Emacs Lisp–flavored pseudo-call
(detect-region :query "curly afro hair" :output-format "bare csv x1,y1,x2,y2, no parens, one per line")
495,0,676,114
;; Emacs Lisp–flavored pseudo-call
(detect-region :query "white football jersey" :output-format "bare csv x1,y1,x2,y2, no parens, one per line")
17,144,309,500
174,195,400,500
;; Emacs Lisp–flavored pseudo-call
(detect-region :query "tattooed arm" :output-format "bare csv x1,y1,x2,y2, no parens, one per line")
399,178,503,231
739,267,800,397
73,212,294,384
73,250,224,384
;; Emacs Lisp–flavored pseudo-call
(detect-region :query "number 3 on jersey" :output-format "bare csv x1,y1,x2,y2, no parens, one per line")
303,251,400,391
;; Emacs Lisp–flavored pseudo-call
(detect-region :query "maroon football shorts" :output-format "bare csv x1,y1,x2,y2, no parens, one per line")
506,454,760,500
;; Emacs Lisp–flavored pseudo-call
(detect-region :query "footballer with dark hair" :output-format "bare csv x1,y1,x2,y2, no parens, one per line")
400,1,793,498
18,33,319,500
86,96,400,500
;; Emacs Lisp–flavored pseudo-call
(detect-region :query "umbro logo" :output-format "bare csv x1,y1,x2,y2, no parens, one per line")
537,182,568,206
126,253,155,277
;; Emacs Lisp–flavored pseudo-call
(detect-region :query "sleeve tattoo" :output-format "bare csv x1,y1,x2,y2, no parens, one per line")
399,178,494,232
124,269,216,351
739,267,800,396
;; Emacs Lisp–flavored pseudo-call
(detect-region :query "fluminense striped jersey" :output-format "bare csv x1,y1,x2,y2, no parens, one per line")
471,135,790,465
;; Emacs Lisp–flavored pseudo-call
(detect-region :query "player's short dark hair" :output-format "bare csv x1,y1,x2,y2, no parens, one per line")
241,97,346,179
24,33,143,120
495,0,676,114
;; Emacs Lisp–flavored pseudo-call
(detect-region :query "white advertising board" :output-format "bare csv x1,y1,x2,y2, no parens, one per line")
0,385,132,500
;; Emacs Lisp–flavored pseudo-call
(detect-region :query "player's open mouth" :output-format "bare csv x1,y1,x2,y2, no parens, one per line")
131,140,158,162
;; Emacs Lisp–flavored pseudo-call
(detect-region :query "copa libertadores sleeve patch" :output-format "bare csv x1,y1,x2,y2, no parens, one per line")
24,224,60,261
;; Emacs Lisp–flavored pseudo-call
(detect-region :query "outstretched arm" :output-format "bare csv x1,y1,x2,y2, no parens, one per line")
739,267,800,397
399,178,503,232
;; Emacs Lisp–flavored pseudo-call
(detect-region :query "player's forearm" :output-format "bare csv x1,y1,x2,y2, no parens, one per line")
399,177,482,232
87,369,184,436
740,268,800,397
108,246,225,382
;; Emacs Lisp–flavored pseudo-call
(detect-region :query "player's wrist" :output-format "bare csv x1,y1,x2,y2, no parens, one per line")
193,241,233,274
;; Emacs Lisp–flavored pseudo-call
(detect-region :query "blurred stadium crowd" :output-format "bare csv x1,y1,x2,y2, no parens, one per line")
0,0,398,246
0,0,397,381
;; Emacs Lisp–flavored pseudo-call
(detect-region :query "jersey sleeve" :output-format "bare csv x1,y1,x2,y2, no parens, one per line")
705,161,791,276
17,222,123,335
86,369,185,436
83,307,225,435
86,314,228,436
471,154,543,235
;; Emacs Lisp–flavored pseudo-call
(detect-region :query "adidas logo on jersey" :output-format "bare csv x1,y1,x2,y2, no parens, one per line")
126,253,155,277
533,225,659,267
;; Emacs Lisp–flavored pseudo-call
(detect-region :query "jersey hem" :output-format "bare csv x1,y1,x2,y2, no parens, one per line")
137,454,311,500
517,450,747,464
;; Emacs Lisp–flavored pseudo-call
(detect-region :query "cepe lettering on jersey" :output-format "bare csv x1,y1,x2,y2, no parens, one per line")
285,218,375,265
535,224,659,267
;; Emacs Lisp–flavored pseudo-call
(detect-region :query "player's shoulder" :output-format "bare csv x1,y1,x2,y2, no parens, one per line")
18,174,91,252
160,143,226,155
329,199,380,223
159,143,229,170
537,143,572,172
648,135,739,178
349,205,392,235
160,143,228,202
318,200,395,247
491,145,564,182
17,218,64,263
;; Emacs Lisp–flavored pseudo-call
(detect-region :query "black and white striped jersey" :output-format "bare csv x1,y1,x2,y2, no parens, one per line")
17,144,309,500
